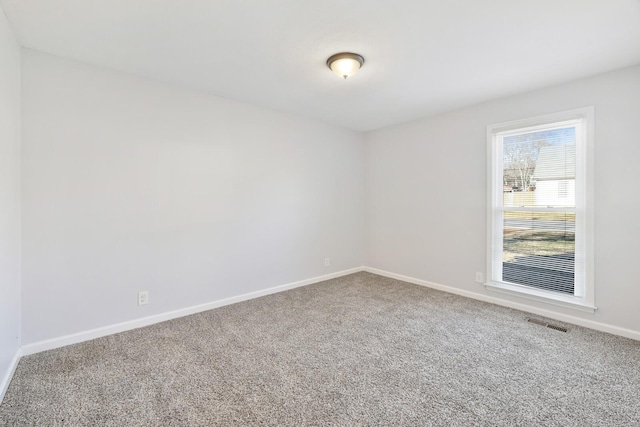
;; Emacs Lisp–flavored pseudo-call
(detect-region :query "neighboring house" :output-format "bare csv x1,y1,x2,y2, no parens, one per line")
533,145,576,206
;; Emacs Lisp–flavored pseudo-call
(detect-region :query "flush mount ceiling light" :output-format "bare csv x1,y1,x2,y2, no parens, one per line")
326,52,365,79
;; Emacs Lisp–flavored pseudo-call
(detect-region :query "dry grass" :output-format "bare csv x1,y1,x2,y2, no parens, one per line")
503,228,574,262
503,211,575,222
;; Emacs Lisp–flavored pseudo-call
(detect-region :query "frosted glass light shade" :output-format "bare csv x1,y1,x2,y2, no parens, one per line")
327,53,364,79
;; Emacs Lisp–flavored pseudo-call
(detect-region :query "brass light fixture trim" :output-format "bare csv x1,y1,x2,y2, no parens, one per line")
326,52,365,79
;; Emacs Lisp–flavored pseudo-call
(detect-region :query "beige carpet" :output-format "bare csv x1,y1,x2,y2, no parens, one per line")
1,272,639,426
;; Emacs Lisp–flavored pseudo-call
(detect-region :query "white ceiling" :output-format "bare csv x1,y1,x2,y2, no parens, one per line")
2,0,640,131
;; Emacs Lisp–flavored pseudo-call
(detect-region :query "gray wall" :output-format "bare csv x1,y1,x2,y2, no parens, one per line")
11,43,640,358
0,9,21,398
365,65,640,334
21,50,365,345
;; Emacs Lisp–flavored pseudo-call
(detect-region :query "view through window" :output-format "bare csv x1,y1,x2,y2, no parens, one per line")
501,127,576,294
487,108,594,309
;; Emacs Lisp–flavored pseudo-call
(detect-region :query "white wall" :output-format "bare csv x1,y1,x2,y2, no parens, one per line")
366,65,640,333
21,50,365,345
0,8,21,397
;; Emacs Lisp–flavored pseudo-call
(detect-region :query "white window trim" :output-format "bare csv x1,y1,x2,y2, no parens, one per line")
486,107,595,313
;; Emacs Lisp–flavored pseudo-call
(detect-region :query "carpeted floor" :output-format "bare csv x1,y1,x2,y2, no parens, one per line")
1,272,639,426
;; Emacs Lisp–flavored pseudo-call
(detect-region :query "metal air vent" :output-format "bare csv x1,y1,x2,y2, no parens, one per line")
527,318,569,333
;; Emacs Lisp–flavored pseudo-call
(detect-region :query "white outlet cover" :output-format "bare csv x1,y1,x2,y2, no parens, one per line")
138,291,149,306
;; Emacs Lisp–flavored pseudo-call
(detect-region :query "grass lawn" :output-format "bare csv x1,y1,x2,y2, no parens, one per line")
503,211,575,222
503,228,575,263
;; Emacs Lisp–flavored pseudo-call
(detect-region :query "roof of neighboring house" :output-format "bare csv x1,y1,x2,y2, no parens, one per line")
533,145,576,181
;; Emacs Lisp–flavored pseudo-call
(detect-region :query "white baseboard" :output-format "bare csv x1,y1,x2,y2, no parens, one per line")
0,348,21,405
21,267,364,356
19,265,639,358
364,266,640,342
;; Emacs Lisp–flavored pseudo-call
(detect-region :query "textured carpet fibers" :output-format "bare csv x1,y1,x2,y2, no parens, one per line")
1,272,639,426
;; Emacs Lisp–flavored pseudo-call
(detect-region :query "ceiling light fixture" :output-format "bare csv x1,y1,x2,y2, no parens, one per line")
326,52,365,80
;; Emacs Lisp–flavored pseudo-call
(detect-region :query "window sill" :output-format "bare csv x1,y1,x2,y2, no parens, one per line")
485,281,597,313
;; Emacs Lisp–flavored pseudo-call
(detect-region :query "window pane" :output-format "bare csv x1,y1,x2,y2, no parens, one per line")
503,127,576,208
502,211,575,295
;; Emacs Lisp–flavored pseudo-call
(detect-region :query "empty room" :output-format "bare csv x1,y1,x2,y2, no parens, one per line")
1,0,639,425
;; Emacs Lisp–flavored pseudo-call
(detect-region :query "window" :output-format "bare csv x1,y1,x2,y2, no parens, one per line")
487,108,595,312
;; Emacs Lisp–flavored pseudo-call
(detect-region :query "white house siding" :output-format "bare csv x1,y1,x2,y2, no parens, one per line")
535,180,575,207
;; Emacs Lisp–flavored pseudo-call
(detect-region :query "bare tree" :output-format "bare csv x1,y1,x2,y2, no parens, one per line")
503,139,549,191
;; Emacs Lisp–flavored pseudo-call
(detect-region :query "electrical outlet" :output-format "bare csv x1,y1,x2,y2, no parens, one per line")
138,291,149,306
475,272,484,284
324,258,330,267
